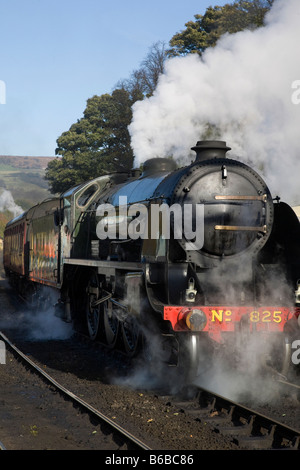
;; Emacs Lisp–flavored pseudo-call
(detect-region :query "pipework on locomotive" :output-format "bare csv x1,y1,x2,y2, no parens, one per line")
3,140,300,378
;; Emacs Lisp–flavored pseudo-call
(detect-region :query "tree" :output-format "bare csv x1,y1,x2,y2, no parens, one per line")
167,0,274,57
45,89,134,194
45,2,275,194
46,42,168,194
117,41,167,98
139,41,167,96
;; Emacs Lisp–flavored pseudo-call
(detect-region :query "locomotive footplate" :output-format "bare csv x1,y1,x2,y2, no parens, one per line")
164,306,293,342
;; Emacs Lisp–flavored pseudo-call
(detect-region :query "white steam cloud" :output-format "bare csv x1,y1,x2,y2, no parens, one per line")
0,189,23,217
0,306,73,341
129,0,300,204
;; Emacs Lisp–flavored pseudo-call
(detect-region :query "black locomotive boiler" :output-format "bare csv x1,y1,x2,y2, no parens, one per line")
3,140,300,378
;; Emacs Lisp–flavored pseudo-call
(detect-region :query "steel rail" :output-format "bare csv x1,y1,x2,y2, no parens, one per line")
0,441,6,450
277,378,300,393
193,386,300,449
0,331,151,451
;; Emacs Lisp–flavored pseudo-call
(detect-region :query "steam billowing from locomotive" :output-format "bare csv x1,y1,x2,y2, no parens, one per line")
2,0,300,402
3,135,300,390
0,189,23,217
129,0,300,204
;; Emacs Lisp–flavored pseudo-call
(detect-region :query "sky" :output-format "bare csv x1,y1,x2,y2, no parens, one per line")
129,0,300,205
0,0,229,157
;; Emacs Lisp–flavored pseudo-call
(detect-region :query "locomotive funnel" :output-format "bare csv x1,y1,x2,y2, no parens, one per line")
142,157,177,177
191,140,231,161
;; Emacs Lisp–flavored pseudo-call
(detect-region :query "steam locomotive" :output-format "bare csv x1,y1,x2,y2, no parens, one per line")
3,140,300,378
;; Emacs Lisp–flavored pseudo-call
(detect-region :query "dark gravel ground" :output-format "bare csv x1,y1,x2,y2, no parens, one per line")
0,271,237,451
0,258,299,452
0,338,238,451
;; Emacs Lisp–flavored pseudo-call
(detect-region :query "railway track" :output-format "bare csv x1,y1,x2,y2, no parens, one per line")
167,384,300,450
277,378,300,396
0,331,151,451
1,329,299,451
0,305,299,451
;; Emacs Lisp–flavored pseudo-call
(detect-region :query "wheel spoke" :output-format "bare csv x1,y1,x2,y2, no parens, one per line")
103,301,119,347
86,271,101,340
121,316,141,356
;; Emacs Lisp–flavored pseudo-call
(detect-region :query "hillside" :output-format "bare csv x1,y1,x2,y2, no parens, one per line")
0,155,55,170
0,155,57,237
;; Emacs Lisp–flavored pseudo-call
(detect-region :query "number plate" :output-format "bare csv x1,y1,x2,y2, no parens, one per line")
164,306,293,335
205,306,292,333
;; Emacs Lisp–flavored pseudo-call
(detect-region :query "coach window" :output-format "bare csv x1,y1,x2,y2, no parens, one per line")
77,184,98,208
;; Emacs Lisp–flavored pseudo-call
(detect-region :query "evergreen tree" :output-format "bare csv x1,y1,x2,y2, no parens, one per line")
167,0,274,57
45,89,134,194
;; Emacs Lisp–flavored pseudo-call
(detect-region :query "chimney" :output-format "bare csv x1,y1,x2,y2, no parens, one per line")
191,140,231,161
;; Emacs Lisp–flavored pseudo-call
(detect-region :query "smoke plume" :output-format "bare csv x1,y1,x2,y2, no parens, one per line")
0,305,73,341
0,189,23,217
129,0,300,204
